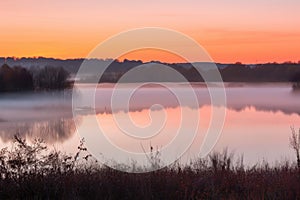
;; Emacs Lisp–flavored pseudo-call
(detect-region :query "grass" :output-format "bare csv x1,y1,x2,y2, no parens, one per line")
0,134,299,199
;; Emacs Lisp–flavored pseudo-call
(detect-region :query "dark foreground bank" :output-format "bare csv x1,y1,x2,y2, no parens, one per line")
0,134,300,199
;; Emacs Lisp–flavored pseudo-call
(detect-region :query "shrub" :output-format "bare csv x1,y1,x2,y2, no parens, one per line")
0,136,300,199
0,64,33,92
30,66,71,90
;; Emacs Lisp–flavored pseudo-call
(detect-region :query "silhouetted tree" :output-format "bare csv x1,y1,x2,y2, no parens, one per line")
31,66,70,90
0,64,14,91
0,64,70,92
291,72,300,90
0,64,33,92
12,66,34,91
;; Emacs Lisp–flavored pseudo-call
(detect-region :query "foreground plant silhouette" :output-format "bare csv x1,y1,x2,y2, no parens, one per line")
0,134,300,199
290,126,300,177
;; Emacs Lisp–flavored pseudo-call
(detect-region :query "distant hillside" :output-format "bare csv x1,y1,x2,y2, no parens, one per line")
0,57,85,74
0,57,299,82
0,57,228,74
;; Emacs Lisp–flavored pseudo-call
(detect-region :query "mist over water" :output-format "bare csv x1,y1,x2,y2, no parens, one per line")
0,83,299,166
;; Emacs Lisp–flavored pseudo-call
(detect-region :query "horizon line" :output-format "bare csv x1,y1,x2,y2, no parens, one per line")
1,56,299,65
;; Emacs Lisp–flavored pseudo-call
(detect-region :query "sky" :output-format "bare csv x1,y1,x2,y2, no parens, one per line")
0,0,299,63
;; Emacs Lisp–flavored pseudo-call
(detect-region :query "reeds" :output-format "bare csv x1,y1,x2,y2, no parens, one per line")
0,134,299,199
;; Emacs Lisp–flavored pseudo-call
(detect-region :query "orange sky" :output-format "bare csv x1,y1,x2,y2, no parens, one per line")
0,0,299,63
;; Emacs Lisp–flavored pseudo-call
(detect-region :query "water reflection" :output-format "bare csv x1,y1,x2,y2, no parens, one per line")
88,83,300,116
0,118,76,143
0,83,299,165
76,104,300,166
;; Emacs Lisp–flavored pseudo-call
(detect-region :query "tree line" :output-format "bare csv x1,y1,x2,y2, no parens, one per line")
1,61,300,92
95,61,300,83
0,64,71,92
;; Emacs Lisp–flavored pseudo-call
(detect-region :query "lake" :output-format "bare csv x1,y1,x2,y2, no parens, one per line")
0,83,299,167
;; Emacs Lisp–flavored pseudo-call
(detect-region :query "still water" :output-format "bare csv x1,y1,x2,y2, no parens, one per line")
0,83,299,166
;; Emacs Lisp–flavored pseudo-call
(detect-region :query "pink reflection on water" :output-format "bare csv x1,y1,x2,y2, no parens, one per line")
76,104,300,166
